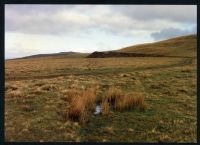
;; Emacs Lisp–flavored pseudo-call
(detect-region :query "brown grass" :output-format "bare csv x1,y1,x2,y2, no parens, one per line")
33,82,45,87
103,87,124,105
5,84,18,91
104,126,114,134
181,67,193,73
63,89,82,102
5,57,183,81
40,84,57,91
67,86,146,121
102,88,147,112
139,72,153,79
115,92,146,111
20,105,33,112
6,90,24,98
67,87,97,122
67,95,87,122
30,88,44,95
82,87,97,111
100,100,110,115
119,34,196,57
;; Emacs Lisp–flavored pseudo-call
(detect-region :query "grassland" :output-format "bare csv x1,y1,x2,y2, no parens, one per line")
5,35,197,142
5,57,197,142
118,34,196,57
5,57,187,81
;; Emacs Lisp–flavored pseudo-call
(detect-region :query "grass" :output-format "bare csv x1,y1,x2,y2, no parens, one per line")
6,90,24,98
114,92,146,112
100,100,110,115
67,94,87,122
5,57,184,81
116,92,146,111
103,87,123,105
101,87,146,112
118,34,196,57
5,46,197,142
66,87,97,123
65,86,146,122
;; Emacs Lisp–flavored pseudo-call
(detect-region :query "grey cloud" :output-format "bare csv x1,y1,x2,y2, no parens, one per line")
151,26,196,40
5,5,127,35
5,4,76,14
110,5,196,24
5,5,197,37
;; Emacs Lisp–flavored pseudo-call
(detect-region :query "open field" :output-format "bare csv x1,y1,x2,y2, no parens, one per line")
5,55,197,142
6,57,190,81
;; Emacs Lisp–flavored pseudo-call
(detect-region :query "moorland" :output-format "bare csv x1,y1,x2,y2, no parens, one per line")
5,34,197,142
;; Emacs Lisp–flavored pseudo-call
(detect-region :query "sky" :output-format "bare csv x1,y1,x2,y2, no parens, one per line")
5,5,197,59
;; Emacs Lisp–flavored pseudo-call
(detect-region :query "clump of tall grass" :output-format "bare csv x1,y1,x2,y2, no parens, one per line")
103,87,123,105
82,87,97,111
66,86,146,122
67,95,87,122
63,89,82,102
66,87,97,122
114,92,146,111
102,87,147,112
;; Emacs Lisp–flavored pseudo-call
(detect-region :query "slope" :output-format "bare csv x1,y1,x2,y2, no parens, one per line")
13,52,89,60
118,34,196,57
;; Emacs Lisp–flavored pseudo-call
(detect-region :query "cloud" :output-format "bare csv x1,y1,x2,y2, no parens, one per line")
5,5,196,36
151,26,197,40
111,5,196,23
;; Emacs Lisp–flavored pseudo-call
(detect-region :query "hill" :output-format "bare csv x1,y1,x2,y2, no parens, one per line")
88,34,196,58
118,34,196,57
11,34,197,60
16,51,89,59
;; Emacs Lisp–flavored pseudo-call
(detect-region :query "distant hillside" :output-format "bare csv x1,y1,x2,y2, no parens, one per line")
88,34,196,58
13,34,196,60
19,52,89,59
118,34,196,57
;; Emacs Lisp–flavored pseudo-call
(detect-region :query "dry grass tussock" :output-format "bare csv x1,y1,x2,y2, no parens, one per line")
67,95,87,122
67,87,97,122
115,92,147,111
103,87,123,105
62,89,82,102
66,86,146,122
103,88,147,112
